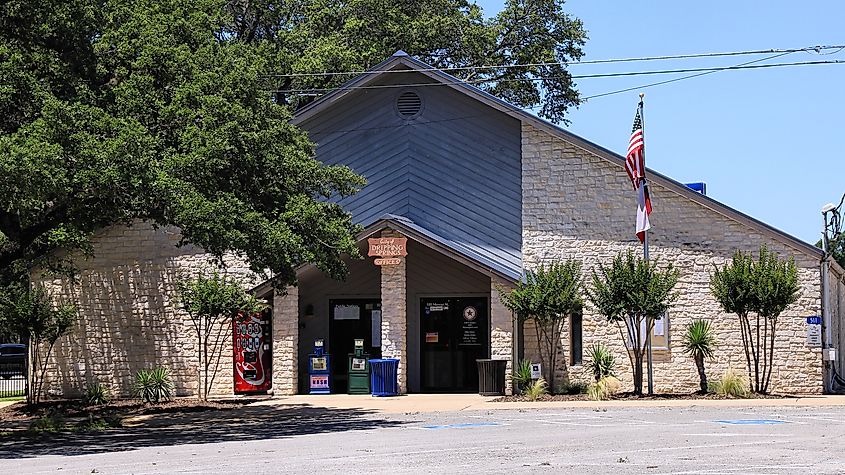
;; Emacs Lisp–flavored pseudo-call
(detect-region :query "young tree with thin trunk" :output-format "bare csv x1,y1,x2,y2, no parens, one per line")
0,285,76,405
587,251,679,396
499,261,583,393
178,273,267,400
711,245,799,394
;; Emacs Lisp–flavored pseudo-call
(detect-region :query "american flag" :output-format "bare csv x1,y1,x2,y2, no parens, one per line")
626,103,651,243
625,108,645,189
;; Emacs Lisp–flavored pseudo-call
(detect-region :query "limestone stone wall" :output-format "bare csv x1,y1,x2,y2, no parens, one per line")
521,123,824,394
34,222,261,398
272,286,298,396
490,275,515,395
379,229,408,393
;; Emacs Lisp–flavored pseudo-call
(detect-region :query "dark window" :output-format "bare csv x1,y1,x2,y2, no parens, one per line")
570,313,583,365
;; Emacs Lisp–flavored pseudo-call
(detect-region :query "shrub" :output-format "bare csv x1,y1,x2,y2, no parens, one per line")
512,359,533,393
708,369,749,398
132,367,174,404
586,343,616,382
587,376,622,401
30,411,66,432
76,414,122,432
525,378,548,401
557,380,588,395
84,383,112,406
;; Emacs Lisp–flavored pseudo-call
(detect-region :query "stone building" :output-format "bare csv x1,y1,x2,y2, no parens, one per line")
37,52,845,398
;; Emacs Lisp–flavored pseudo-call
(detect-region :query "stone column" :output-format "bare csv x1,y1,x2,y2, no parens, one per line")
379,230,408,393
272,286,298,395
491,275,515,395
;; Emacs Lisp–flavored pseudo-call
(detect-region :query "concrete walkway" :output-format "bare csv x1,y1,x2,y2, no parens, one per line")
252,393,845,414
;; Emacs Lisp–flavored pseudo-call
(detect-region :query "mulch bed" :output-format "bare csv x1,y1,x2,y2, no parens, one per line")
494,392,794,402
0,397,258,431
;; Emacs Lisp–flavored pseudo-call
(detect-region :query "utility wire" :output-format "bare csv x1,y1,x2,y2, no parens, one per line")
261,45,845,78
269,59,845,94
581,50,794,101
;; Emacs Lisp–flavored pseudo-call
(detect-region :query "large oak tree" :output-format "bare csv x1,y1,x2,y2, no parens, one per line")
0,0,587,287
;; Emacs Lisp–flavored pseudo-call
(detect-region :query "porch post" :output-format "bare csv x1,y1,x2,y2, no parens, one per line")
379,229,408,393
491,275,515,395
272,285,299,395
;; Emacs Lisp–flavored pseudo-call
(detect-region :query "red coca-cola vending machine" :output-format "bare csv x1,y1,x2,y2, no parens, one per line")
233,310,272,394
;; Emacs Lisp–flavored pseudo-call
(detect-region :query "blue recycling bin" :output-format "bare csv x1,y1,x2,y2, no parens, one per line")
369,358,399,397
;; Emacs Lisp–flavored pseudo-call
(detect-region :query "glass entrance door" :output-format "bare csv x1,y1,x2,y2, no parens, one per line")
421,297,488,392
329,299,382,393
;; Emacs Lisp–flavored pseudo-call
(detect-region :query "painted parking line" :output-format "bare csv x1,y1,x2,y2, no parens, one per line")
713,419,787,425
421,422,502,429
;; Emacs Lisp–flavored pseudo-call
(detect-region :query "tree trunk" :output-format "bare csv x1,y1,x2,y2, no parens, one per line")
633,352,643,395
695,354,707,393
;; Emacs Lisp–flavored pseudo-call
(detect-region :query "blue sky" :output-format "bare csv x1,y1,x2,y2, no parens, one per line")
475,0,845,245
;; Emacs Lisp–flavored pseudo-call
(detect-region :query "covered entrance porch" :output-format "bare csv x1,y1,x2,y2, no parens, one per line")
265,215,517,395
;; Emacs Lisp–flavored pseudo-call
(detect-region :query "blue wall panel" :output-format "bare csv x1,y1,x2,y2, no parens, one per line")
299,71,522,275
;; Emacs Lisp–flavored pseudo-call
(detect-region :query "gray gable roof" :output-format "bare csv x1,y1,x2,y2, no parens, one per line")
295,51,823,260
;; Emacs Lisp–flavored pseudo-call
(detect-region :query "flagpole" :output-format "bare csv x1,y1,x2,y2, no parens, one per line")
640,92,654,396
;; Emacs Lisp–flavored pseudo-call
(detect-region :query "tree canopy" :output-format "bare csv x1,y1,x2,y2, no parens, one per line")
0,0,587,287
0,0,364,287
231,0,587,122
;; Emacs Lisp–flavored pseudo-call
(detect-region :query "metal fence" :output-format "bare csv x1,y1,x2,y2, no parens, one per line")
0,343,27,399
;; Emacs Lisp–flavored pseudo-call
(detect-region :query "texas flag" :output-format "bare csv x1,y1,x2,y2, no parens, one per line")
626,104,652,243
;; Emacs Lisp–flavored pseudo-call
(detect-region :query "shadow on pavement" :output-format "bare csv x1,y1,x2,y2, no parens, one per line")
0,404,410,459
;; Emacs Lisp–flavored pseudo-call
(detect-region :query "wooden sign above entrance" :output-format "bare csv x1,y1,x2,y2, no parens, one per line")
368,237,408,257
374,258,402,266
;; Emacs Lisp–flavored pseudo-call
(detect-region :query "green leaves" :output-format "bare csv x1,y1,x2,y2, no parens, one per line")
239,0,586,122
682,319,716,360
586,251,679,322
177,273,267,322
0,0,365,287
0,285,76,345
500,261,583,325
710,245,799,320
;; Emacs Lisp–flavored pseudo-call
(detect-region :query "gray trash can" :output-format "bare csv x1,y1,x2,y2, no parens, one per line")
476,359,507,396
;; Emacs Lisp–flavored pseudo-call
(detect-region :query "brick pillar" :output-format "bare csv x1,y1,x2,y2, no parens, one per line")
272,286,298,395
491,275,515,395
379,230,407,393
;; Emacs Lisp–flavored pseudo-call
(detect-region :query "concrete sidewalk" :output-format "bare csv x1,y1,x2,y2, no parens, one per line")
251,393,845,414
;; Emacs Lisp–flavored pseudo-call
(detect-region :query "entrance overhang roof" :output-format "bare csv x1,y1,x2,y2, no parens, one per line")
251,213,519,297
360,214,520,283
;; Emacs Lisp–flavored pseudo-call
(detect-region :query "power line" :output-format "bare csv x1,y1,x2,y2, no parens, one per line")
261,45,845,78
269,59,845,94
581,50,793,101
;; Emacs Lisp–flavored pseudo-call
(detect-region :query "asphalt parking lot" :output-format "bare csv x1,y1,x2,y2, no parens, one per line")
2,404,845,474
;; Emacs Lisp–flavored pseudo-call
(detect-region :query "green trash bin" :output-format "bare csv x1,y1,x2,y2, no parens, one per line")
476,359,507,396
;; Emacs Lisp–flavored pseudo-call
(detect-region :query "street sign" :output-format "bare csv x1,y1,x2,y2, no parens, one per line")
806,316,822,325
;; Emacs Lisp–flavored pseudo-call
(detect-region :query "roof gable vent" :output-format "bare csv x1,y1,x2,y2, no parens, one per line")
396,91,422,118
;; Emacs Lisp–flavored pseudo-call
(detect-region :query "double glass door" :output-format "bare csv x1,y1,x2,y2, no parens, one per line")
421,297,488,392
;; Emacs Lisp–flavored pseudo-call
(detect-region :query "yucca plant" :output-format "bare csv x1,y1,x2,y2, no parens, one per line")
587,375,621,401
682,319,717,393
708,369,749,398
525,377,548,401
84,382,112,406
512,359,533,394
586,343,616,382
132,367,174,404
